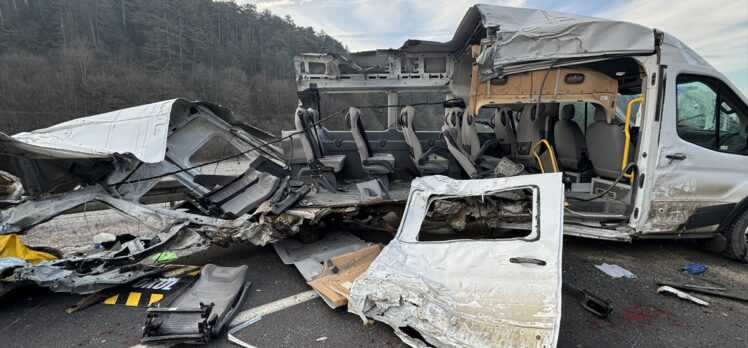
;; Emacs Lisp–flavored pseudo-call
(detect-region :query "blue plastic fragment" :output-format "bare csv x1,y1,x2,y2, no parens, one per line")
681,262,707,275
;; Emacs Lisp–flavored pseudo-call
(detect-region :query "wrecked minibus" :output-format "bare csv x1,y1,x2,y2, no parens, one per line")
0,4,746,348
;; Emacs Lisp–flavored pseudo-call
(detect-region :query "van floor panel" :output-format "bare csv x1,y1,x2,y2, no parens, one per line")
297,181,411,208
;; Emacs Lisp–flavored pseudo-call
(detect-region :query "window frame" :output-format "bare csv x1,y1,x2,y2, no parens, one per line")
675,73,748,155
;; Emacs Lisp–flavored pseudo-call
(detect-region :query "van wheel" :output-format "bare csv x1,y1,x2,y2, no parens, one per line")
723,209,748,262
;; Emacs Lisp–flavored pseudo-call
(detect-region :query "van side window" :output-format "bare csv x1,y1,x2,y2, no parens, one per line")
675,75,748,154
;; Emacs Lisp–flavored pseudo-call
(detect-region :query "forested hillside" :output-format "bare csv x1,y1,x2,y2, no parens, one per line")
0,0,346,134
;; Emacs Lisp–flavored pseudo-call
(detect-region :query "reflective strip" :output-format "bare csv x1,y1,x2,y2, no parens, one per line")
104,295,119,305
126,292,142,306
148,293,164,306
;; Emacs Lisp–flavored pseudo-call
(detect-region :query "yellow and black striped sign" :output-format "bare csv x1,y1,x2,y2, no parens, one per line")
103,276,195,308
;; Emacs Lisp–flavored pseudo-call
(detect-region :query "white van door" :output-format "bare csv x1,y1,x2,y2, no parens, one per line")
648,65,748,233
349,173,564,347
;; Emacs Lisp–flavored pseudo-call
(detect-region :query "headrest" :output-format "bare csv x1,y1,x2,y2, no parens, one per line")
345,107,361,129
399,106,415,128
594,106,608,122
561,104,575,120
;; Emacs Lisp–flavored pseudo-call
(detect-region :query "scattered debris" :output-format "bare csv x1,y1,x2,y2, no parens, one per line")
563,283,613,318
681,262,708,276
657,286,710,306
229,290,320,327
308,244,382,308
142,264,251,345
151,251,179,263
316,336,328,342
273,231,368,280
656,281,748,302
228,316,262,348
656,280,726,292
595,263,637,278
0,234,57,263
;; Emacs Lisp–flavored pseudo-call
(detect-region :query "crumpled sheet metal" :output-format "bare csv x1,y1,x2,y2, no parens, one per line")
0,100,179,163
12,223,209,294
348,174,564,348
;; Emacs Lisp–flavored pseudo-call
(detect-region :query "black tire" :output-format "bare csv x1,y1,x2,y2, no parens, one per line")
723,209,748,262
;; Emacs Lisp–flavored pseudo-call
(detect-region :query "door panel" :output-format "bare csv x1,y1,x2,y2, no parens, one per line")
648,66,748,233
349,173,564,347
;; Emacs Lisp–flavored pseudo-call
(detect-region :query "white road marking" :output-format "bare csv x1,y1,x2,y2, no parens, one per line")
229,290,320,327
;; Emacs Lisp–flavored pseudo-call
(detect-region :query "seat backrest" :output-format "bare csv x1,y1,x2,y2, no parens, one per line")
458,109,482,161
441,124,477,177
444,107,463,142
398,106,423,160
493,107,517,157
585,106,629,179
554,104,588,171
294,107,323,162
515,104,542,156
347,107,372,161
539,103,559,145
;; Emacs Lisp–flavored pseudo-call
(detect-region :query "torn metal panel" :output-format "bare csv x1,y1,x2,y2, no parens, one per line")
308,243,382,309
0,98,283,198
348,174,564,348
273,230,368,280
12,223,209,294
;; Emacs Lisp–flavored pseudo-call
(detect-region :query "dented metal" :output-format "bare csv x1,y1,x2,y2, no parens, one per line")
348,174,564,348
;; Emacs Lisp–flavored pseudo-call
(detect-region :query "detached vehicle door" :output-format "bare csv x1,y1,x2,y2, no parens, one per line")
649,65,748,233
349,173,564,348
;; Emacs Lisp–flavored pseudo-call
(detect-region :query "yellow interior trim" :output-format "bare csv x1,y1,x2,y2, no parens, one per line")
532,139,559,173
623,96,645,182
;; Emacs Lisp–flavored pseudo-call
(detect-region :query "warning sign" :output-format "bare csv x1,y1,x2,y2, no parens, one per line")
103,276,195,307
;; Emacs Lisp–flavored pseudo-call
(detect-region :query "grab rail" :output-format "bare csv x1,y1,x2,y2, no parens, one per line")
532,139,559,173
623,96,644,182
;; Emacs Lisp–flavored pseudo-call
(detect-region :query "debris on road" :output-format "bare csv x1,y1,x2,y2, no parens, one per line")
595,263,637,278
0,234,57,263
142,264,251,345
657,286,710,306
563,282,613,318
656,281,748,302
681,262,708,276
227,316,262,348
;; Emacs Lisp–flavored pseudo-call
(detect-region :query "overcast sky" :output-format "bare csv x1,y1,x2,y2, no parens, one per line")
238,0,748,94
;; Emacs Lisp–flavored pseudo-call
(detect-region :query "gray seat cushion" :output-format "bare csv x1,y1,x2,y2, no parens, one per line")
319,154,346,173
555,104,588,171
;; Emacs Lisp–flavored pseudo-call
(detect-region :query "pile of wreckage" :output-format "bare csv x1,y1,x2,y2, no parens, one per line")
0,97,564,347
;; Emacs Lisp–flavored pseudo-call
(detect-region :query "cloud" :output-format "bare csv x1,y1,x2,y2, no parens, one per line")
595,0,748,93
240,0,748,94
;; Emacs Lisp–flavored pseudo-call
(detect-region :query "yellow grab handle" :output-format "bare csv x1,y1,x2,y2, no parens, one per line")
532,139,559,173
623,96,644,182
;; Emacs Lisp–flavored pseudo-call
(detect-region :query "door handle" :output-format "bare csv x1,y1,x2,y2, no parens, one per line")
665,153,686,164
509,257,546,266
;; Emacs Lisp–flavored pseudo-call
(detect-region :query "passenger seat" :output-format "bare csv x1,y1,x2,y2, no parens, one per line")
585,106,634,179
554,105,588,171
399,106,449,175
493,107,517,158
458,108,501,170
347,107,396,187
294,107,346,189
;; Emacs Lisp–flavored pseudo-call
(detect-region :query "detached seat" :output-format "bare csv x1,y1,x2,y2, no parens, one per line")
399,106,449,175
586,106,635,179
347,107,396,187
294,107,346,190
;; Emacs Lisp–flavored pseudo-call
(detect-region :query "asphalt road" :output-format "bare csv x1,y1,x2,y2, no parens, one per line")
1,236,747,348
